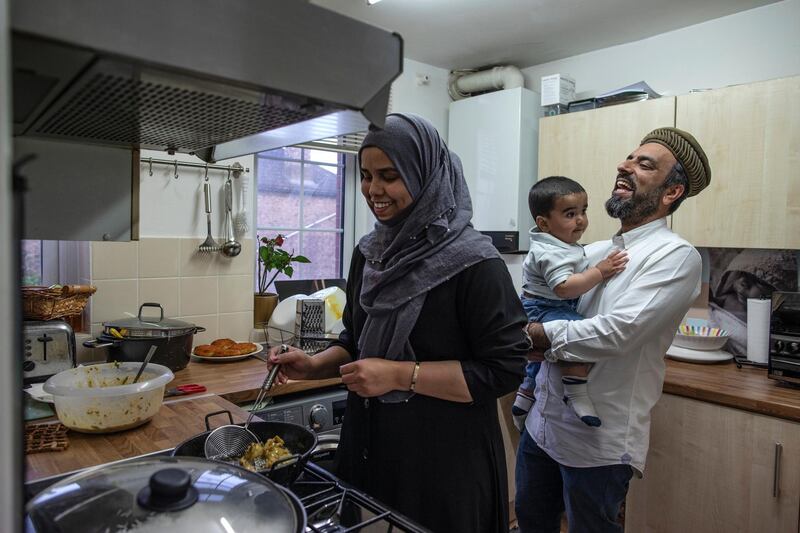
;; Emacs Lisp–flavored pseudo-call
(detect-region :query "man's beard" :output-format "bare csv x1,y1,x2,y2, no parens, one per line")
605,178,665,224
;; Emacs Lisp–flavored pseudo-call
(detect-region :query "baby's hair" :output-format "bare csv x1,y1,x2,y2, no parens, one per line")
528,176,586,219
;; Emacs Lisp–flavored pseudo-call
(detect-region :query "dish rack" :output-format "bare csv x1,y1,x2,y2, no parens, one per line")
22,285,96,320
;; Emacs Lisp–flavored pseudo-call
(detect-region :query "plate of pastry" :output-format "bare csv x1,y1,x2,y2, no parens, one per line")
191,338,264,362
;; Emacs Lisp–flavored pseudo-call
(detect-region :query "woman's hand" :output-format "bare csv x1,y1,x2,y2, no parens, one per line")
268,344,315,385
339,358,411,398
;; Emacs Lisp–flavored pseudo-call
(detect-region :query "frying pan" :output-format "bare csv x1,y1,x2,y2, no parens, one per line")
172,410,318,486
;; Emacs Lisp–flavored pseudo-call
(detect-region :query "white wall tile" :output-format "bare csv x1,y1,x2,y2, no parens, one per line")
90,279,139,323
219,275,254,313
179,277,218,317
179,238,219,277
139,238,180,278
218,312,254,342
91,242,139,280
178,315,218,346
139,279,180,318
217,239,255,276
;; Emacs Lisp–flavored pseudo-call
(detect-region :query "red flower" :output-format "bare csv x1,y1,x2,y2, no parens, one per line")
275,235,285,246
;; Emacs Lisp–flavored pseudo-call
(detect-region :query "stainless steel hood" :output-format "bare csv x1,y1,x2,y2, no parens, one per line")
11,0,403,162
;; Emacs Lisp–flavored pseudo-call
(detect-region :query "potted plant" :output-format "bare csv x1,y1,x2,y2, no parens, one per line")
254,234,311,327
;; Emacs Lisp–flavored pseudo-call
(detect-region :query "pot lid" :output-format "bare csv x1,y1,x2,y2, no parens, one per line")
104,303,196,334
26,456,303,533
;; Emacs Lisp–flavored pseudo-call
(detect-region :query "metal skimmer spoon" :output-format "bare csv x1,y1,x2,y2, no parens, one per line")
203,344,287,461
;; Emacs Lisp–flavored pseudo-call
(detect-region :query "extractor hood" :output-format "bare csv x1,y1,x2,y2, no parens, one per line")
11,0,403,162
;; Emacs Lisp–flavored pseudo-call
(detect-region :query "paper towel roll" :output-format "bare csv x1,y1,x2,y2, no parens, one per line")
746,298,771,364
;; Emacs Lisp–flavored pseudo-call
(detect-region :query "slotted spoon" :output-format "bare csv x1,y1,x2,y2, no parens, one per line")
198,183,221,253
204,344,287,461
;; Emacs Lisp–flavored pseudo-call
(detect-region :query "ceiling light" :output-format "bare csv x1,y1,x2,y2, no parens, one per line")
367,0,383,5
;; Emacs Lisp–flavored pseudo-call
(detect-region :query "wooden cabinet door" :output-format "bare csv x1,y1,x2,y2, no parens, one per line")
626,394,800,533
672,76,800,248
538,98,675,244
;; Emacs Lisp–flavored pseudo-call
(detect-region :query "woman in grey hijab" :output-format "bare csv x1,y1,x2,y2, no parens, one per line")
270,113,528,533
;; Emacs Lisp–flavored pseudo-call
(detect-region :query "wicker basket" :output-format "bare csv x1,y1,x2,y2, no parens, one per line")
22,285,96,321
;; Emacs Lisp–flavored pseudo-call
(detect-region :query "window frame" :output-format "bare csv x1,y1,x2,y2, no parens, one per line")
253,147,358,286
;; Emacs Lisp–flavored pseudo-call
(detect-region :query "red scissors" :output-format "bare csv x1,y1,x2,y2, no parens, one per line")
164,384,207,397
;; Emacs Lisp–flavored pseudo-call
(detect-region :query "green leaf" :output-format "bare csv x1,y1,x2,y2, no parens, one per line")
284,265,294,278
293,255,311,264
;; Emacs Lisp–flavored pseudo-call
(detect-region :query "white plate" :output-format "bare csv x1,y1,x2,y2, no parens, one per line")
25,382,55,403
666,344,733,364
191,342,264,363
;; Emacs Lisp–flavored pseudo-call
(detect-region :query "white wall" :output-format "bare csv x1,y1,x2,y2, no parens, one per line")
522,0,800,99
389,58,452,141
138,152,256,240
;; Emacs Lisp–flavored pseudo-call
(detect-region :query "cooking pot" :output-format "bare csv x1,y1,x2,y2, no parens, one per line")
172,411,317,487
26,456,306,533
83,303,205,372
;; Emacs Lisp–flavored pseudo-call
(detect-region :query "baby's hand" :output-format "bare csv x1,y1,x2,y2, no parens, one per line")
595,249,628,279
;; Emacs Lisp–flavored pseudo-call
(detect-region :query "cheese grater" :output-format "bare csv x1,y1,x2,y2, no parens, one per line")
295,298,327,354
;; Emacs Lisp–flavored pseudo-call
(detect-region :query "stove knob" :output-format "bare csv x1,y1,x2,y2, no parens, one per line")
22,360,35,372
790,342,800,354
774,340,785,353
309,404,328,432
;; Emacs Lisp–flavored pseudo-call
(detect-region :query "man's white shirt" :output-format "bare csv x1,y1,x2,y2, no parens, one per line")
525,218,702,474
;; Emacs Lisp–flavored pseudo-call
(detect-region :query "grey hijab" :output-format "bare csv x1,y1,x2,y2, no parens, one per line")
357,113,499,402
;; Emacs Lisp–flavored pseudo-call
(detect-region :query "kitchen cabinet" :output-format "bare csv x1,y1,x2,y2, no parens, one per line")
538,97,676,243
671,76,800,249
625,393,800,533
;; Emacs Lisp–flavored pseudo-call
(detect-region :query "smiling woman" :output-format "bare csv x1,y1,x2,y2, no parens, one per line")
359,147,413,221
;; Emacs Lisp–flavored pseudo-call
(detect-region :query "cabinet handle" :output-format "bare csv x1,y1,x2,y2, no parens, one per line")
773,442,783,498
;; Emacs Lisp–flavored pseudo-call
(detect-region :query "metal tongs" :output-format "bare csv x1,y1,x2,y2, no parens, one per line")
203,344,287,462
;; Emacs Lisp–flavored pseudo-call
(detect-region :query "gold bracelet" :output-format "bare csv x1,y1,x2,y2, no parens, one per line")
409,362,421,392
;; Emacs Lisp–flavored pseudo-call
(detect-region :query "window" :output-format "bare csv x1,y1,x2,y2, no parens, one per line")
255,147,353,291
21,240,61,286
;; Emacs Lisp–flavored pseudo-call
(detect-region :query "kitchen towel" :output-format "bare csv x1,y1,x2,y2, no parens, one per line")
746,298,771,364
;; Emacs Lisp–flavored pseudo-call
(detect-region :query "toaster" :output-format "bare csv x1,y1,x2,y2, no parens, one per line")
23,320,76,384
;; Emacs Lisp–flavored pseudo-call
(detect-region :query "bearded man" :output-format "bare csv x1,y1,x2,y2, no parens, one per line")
514,128,712,533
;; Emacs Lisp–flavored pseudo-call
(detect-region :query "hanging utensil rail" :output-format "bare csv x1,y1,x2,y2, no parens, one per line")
141,158,250,180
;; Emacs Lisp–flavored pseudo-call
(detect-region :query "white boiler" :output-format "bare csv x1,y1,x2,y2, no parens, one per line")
448,87,540,252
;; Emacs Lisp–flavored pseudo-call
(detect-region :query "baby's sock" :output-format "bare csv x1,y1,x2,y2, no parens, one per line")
562,377,601,427
511,388,535,432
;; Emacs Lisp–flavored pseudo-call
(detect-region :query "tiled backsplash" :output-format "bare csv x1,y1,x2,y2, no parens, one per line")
81,238,255,346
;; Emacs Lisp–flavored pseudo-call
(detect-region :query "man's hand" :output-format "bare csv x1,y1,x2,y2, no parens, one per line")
595,249,628,280
525,322,550,362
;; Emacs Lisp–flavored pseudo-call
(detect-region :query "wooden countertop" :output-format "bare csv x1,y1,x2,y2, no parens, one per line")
664,359,800,423
25,357,344,482
170,356,342,404
25,394,251,481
